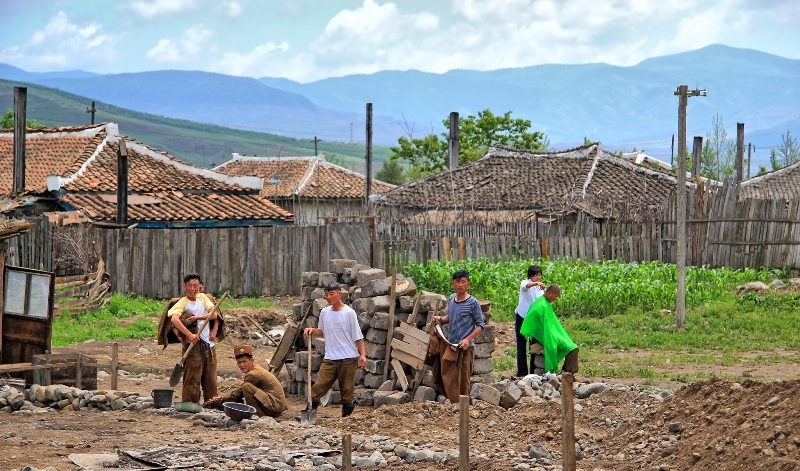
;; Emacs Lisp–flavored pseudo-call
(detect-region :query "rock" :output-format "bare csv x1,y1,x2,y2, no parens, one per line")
576,382,607,399
472,358,494,375
329,259,357,274
789,278,800,287
366,296,391,314
364,341,385,359
357,311,372,334
768,279,786,289
301,271,319,287
365,327,388,344
374,391,409,407
363,373,385,389
470,383,501,406
766,396,780,406
500,383,524,409
361,277,391,297
414,386,437,403
667,422,684,433
473,342,495,359
528,443,552,460
356,268,387,287
318,272,338,287
365,359,385,375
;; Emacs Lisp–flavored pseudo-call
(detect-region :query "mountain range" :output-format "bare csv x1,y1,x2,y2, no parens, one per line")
1,44,798,169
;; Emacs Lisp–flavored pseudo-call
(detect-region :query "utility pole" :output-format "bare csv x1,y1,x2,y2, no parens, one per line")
674,84,706,329
670,134,675,167
448,112,460,169
86,101,96,125
310,136,321,156
364,103,373,206
735,123,745,184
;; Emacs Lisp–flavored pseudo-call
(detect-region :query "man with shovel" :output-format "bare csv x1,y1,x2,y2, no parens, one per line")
169,273,221,403
302,282,366,420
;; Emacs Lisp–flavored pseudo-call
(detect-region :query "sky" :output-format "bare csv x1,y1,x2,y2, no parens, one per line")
0,0,798,83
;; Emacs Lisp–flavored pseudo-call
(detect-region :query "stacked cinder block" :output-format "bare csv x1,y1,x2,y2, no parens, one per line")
288,259,496,405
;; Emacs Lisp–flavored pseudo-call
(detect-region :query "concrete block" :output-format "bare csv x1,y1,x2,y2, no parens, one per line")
310,287,325,300
351,287,362,301
474,342,495,359
361,277,391,297
500,383,523,409
318,272,338,287
301,286,315,302
312,337,326,357
470,383,501,406
365,327,388,344
342,267,356,284
340,290,350,304
420,291,448,312
393,312,410,325
475,325,496,344
353,387,374,406
414,386,437,403
305,315,318,329
301,271,319,287
394,276,417,296
364,341,385,359
357,311,372,334
329,259,357,274
365,359,385,375
366,295,391,314
356,268,387,287
363,372,385,389
370,311,389,330
398,295,416,313
422,368,436,388
292,303,303,321
472,358,493,375
312,298,328,317
374,391,410,407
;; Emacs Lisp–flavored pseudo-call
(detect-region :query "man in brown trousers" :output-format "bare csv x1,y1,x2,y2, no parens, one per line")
205,344,287,418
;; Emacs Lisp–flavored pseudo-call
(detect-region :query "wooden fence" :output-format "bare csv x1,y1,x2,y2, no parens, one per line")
97,221,372,298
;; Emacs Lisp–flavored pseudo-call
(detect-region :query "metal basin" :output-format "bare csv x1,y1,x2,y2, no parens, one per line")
223,402,256,421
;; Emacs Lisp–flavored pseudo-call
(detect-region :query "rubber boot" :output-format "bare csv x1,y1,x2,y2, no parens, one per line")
342,401,355,417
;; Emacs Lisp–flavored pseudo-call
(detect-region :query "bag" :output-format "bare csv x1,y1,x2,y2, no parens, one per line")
442,345,459,362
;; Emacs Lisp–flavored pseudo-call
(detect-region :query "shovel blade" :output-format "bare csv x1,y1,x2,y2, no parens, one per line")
169,362,184,387
320,388,332,407
300,403,317,426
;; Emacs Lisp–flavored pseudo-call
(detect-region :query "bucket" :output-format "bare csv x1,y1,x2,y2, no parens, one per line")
152,388,174,408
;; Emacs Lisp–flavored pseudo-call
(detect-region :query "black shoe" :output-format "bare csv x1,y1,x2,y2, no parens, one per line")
302,402,319,413
341,402,355,417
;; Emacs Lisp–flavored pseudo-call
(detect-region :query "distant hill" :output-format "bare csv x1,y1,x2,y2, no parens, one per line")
2,44,798,168
0,79,391,171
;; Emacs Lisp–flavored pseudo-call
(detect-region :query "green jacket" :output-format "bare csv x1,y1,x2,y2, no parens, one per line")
520,296,577,373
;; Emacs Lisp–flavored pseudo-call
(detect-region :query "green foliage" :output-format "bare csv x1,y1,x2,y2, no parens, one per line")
769,130,800,171
0,109,45,129
701,113,736,181
375,157,406,185
52,293,163,345
390,109,548,177
404,258,777,322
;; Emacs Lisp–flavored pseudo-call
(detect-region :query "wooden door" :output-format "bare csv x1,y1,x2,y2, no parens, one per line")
1,266,55,382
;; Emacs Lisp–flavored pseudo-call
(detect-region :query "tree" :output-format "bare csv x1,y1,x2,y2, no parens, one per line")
769,131,800,171
375,158,405,185
700,113,735,180
390,109,548,178
0,109,44,129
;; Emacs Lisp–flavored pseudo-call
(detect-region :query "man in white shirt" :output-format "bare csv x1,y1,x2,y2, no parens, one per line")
514,265,544,377
303,282,367,417
168,273,220,403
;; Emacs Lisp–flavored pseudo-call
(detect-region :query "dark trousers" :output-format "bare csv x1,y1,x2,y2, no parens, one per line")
515,314,534,377
181,341,217,403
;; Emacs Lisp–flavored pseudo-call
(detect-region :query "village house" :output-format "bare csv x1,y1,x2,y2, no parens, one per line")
214,153,394,226
0,123,294,227
739,159,800,200
371,144,693,235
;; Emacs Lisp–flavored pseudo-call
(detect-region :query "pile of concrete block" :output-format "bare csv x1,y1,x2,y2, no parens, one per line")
285,259,496,406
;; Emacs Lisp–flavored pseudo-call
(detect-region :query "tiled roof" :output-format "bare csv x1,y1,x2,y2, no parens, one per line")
739,160,800,199
0,123,294,225
215,154,395,199
373,144,685,220
0,124,106,194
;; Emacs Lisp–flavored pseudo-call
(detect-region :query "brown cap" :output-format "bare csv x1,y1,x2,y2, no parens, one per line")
234,345,253,358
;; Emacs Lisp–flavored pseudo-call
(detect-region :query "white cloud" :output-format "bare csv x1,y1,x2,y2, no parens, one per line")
0,11,115,70
224,1,242,18
146,25,211,63
127,0,199,19
209,41,290,77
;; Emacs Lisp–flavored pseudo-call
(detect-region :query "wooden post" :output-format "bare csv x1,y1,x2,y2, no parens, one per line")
382,267,397,382
691,136,703,179
456,237,466,261
364,103,373,207
442,237,452,261
111,342,119,390
75,354,83,389
116,139,128,226
541,237,549,260
12,86,27,197
735,123,745,184
449,112,460,169
675,85,688,329
459,395,469,471
561,372,576,471
342,433,352,471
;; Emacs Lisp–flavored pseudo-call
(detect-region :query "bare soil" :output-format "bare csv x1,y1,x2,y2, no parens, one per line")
2,305,799,470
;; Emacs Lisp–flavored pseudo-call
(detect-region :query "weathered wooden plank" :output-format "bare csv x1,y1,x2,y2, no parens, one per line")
395,322,430,345
390,348,425,371
391,358,410,391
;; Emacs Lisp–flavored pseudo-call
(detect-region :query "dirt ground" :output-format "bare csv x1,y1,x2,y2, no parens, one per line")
2,303,799,470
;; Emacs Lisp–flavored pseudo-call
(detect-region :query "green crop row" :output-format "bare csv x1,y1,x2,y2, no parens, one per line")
404,258,781,321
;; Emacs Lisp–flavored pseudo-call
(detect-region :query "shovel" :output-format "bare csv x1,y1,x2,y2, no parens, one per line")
300,336,318,425
169,291,229,387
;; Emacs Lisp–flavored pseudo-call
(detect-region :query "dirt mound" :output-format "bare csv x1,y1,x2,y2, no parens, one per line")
223,307,288,341
605,379,800,470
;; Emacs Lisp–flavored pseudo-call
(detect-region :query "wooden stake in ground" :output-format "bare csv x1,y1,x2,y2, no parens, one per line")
459,395,469,471
561,372,576,471
342,433,352,471
111,342,119,390
382,267,397,383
